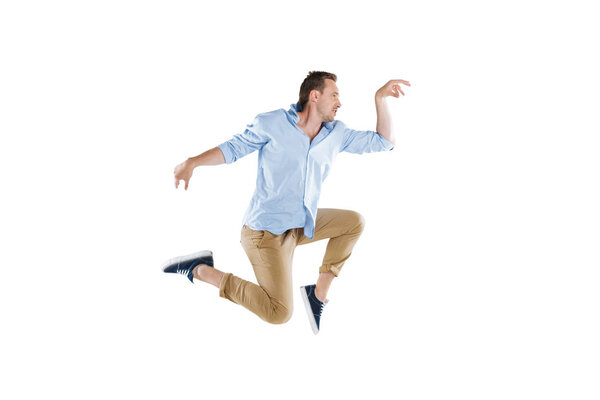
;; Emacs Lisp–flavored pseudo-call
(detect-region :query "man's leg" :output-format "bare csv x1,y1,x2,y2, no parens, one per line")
314,272,336,303
194,265,224,287
297,208,366,301
204,226,296,324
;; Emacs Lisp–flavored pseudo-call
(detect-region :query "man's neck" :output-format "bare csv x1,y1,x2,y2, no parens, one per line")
296,107,323,138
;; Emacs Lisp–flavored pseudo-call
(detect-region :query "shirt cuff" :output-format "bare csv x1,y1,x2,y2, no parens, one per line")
377,132,395,151
217,142,235,164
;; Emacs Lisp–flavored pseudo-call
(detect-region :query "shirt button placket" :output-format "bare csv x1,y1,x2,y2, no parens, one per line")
302,142,311,215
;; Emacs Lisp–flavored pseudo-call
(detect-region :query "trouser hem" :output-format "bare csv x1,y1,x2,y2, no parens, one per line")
219,272,233,299
319,264,341,277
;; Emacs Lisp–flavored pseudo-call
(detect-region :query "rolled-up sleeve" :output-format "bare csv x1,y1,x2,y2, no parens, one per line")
217,117,269,164
340,128,394,154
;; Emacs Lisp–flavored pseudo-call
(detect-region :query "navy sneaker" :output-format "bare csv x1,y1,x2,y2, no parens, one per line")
162,250,214,283
300,284,328,335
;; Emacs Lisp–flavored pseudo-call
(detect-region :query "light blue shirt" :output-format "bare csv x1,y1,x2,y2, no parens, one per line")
217,103,394,239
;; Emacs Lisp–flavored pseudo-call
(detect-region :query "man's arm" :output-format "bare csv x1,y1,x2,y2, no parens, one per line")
375,79,411,146
174,147,225,190
174,117,268,190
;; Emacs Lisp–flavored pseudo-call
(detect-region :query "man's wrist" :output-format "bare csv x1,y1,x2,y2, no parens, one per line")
186,157,200,169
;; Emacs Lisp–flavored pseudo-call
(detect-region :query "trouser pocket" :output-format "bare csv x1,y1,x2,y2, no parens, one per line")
241,225,266,248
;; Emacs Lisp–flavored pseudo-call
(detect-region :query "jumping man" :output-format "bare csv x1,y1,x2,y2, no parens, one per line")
163,71,410,334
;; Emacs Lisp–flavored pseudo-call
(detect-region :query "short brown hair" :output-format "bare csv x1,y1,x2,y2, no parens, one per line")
297,71,337,109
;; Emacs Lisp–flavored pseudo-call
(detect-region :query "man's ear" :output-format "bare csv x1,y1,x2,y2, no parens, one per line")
309,89,320,103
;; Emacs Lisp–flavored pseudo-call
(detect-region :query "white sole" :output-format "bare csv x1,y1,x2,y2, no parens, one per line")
161,250,213,270
300,286,319,335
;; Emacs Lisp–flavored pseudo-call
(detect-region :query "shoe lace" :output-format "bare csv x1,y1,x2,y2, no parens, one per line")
313,296,326,317
317,301,324,316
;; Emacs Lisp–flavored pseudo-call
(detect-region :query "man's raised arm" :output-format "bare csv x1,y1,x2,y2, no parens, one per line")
375,79,411,146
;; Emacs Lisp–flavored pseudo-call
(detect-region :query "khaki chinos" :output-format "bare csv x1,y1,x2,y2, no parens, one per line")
218,208,365,324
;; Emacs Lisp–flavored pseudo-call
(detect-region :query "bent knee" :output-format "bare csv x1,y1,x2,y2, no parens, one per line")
348,210,366,233
264,305,293,325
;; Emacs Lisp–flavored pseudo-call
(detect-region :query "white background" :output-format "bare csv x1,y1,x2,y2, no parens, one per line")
1,0,599,398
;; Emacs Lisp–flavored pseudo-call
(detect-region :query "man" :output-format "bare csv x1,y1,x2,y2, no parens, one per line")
163,71,410,334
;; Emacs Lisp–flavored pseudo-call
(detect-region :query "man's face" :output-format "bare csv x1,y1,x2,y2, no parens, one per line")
315,79,342,122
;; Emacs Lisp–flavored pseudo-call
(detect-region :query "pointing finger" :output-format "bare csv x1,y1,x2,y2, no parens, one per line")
389,79,411,86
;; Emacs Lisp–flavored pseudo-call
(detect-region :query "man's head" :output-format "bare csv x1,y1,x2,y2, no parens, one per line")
297,71,341,122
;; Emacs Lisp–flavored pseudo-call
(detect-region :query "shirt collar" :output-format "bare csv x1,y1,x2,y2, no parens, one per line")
288,103,335,130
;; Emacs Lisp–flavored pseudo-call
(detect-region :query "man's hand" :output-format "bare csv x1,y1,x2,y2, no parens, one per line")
172,147,226,191
374,79,410,146
174,159,194,190
376,79,411,99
